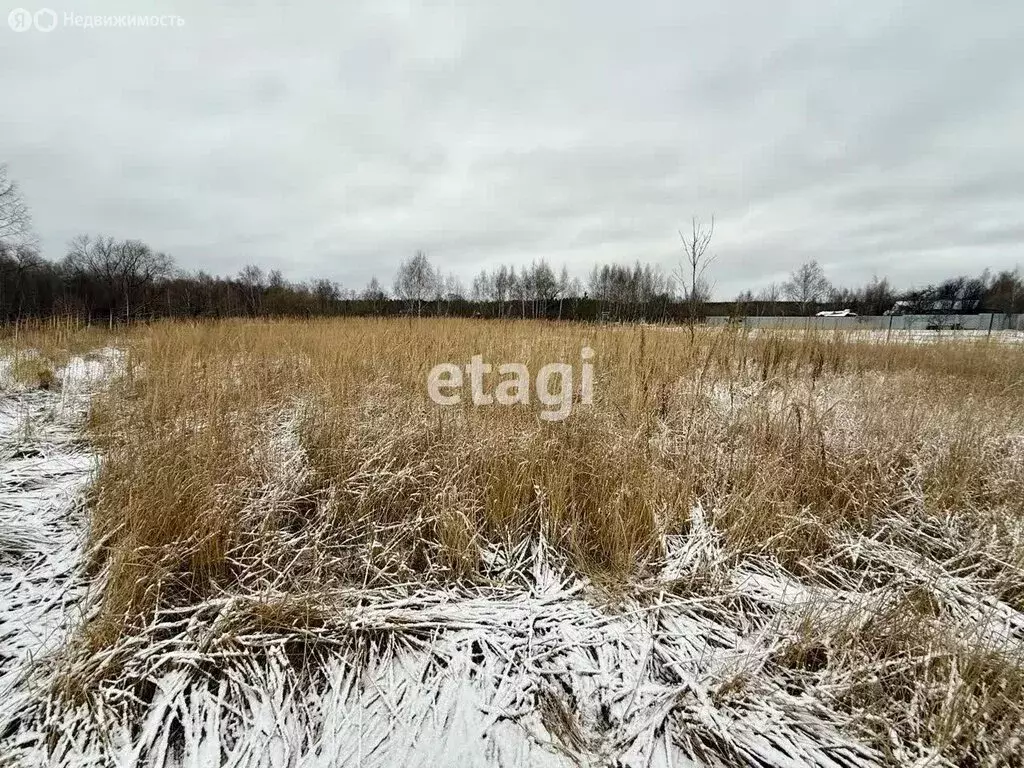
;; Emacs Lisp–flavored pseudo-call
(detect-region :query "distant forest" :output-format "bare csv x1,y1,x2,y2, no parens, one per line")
4,236,1021,325
3,166,1023,324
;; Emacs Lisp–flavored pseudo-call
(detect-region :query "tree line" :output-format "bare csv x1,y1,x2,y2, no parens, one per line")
735,260,1022,317
2,164,1023,324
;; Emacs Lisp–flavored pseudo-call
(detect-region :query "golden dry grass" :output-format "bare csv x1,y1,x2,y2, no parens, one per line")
84,320,1024,620
0,316,128,363
9,317,1024,764
0,317,134,390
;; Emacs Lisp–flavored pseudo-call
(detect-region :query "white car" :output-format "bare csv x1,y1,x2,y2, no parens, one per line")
815,309,858,317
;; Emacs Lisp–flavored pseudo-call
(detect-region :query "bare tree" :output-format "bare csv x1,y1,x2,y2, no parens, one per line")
471,269,492,303
267,269,286,290
441,272,465,314
674,216,716,340
529,260,558,318
862,275,896,316
237,264,266,315
494,265,513,317
311,278,341,314
783,260,831,314
361,276,387,302
63,234,173,321
511,266,528,318
0,242,47,319
988,268,1024,316
757,282,782,315
0,164,35,247
556,265,571,320
443,273,465,300
735,290,755,319
393,250,437,316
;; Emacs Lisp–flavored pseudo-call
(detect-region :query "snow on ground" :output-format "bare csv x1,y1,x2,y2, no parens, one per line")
1,350,1021,767
6,502,1018,767
0,351,121,745
0,369,879,768
0,542,883,768
653,325,1024,344
840,329,1024,344
747,328,1024,345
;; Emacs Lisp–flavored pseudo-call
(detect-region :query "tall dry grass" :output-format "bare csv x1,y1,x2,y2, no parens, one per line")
84,320,1024,611
0,317,132,389
38,318,1024,761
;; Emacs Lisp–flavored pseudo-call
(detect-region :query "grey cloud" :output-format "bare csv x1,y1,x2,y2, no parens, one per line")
2,0,1022,298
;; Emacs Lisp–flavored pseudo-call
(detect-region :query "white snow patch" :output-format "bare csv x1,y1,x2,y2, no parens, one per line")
0,349,122,735
2,351,1021,767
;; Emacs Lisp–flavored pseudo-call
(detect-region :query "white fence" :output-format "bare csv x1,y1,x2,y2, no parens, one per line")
705,313,1024,332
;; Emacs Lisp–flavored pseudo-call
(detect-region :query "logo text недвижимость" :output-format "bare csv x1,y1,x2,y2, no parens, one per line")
8,8,185,32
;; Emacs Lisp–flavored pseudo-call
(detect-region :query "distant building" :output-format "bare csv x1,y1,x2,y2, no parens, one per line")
883,301,914,316
884,299,981,316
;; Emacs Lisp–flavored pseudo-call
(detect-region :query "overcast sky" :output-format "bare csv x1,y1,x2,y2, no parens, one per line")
3,1,1022,298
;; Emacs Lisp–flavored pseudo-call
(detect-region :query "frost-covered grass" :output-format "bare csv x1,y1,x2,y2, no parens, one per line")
2,319,1023,766
0,348,122,763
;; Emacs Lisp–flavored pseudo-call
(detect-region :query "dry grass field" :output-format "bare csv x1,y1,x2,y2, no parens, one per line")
2,318,1024,767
